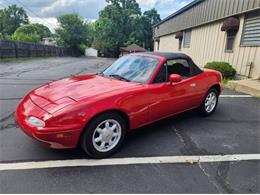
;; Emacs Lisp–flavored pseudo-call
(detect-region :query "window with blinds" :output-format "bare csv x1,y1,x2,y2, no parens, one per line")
241,11,260,46
183,29,192,48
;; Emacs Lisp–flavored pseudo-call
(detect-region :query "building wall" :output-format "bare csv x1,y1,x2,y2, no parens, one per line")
155,15,260,78
154,0,260,37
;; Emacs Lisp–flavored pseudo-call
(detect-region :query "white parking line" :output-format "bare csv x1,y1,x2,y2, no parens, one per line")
220,95,253,98
0,154,259,171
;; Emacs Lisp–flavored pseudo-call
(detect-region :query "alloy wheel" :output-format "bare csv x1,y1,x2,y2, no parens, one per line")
204,92,217,113
92,119,122,152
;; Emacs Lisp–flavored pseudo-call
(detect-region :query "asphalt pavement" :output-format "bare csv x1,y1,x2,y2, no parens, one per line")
0,57,259,193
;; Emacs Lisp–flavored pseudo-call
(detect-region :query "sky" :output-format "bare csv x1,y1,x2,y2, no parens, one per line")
0,0,193,32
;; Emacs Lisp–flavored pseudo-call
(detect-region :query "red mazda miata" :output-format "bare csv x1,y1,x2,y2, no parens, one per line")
16,52,224,158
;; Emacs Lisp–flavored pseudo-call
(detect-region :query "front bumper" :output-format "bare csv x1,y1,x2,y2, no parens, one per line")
15,96,82,149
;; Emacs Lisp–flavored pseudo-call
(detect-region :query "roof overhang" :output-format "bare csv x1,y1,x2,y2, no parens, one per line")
153,0,205,27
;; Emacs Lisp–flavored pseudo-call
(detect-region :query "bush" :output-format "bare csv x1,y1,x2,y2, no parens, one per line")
204,61,236,79
78,44,87,55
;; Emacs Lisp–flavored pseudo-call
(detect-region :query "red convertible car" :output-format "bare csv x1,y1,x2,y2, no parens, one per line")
16,52,223,158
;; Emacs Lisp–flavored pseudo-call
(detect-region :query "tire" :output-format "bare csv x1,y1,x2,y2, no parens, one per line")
199,88,219,116
80,112,127,158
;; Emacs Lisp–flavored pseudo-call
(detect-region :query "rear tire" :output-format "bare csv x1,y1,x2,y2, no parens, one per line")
199,88,219,116
80,112,126,158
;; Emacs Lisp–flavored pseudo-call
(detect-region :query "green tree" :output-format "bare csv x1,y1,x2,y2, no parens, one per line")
94,1,160,56
12,32,40,43
143,8,161,50
126,15,148,47
0,5,29,36
143,8,161,26
0,10,4,36
12,23,51,43
84,21,95,47
55,14,89,50
94,0,141,57
13,23,52,42
128,9,161,50
93,17,119,56
0,32,4,39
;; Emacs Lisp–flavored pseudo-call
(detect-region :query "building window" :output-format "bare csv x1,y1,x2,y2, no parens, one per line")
241,11,260,46
226,30,236,51
183,29,192,48
175,31,183,51
157,41,160,51
178,40,182,51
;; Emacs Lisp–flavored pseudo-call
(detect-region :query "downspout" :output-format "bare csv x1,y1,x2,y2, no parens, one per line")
247,62,253,78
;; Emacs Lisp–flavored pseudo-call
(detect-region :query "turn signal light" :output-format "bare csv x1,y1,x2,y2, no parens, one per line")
56,132,71,138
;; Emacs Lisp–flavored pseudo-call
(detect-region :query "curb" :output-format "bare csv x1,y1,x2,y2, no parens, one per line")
227,79,260,97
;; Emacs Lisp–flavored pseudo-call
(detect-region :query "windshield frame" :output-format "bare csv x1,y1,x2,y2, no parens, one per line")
100,54,163,84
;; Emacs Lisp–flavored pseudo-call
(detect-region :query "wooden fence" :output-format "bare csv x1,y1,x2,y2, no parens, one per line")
0,40,80,58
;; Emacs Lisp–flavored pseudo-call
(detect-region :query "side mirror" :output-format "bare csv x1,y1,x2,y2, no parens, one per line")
169,74,182,84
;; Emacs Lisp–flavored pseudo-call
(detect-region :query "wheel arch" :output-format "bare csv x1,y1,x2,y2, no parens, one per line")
78,109,130,145
209,84,221,95
87,109,129,128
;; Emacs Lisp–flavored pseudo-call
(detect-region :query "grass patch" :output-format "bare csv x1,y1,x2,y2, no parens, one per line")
0,57,51,63
223,79,229,85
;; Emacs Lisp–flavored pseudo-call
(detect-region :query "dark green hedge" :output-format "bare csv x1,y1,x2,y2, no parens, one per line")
204,61,236,79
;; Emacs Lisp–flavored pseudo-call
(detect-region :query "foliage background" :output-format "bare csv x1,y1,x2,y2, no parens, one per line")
0,0,161,56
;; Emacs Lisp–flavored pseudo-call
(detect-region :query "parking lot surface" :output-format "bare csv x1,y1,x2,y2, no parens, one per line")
0,57,259,193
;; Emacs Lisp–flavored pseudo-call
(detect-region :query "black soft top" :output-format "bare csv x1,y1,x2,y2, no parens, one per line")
143,52,190,60
141,52,203,76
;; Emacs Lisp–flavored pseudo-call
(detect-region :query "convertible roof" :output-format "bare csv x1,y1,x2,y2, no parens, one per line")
141,52,190,60
141,52,203,76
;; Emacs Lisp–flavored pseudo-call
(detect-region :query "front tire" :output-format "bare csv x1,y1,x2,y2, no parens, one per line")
199,88,219,116
80,112,126,158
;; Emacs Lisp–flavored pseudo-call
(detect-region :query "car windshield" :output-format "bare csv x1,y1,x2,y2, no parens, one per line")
102,55,159,83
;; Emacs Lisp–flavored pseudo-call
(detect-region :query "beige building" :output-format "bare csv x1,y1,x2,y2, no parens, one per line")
154,0,260,78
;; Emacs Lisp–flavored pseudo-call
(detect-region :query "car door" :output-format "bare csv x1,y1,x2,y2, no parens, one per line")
147,60,199,123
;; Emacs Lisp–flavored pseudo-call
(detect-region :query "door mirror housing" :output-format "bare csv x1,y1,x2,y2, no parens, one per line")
169,74,182,84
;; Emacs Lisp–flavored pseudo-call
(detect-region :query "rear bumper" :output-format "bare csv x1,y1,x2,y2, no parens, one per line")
15,96,82,149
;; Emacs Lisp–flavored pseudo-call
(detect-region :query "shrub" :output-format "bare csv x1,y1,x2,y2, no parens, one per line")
78,44,87,55
204,61,236,79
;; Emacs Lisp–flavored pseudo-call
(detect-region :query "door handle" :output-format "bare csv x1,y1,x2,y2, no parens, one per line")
190,83,196,87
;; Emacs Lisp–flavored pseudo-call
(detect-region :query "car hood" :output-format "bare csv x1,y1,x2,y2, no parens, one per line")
29,74,140,114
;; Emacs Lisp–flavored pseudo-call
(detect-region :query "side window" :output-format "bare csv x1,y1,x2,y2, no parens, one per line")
167,59,191,78
153,63,167,83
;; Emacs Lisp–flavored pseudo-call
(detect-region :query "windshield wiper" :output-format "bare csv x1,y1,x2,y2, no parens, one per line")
97,72,104,76
109,74,130,82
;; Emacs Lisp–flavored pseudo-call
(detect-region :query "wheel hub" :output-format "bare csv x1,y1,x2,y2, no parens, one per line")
101,128,113,142
92,119,122,152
